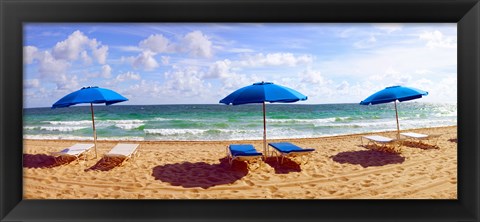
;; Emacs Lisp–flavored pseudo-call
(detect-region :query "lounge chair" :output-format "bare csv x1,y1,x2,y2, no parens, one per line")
361,135,404,152
268,142,315,164
226,144,263,166
103,143,140,166
400,132,441,147
50,143,95,164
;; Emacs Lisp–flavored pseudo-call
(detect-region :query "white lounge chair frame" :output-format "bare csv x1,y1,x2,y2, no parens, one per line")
225,145,263,169
400,132,441,147
50,143,95,164
361,135,404,152
268,143,315,164
103,143,140,166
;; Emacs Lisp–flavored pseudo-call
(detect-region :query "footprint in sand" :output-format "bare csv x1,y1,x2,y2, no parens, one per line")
327,190,337,195
133,183,143,188
244,180,255,186
338,177,349,182
268,186,279,192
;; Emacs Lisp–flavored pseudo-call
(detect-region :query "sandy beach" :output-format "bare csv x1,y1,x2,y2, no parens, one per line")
23,126,457,199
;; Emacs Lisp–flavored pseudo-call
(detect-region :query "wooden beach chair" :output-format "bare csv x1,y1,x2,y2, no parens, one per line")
361,135,404,152
400,132,441,147
226,144,263,167
268,142,315,164
103,143,140,166
50,143,95,164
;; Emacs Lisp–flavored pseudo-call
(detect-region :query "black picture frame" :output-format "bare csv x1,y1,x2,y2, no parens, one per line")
1,0,478,221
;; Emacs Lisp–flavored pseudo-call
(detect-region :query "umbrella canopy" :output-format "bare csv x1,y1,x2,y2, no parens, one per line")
360,85,428,138
220,81,307,105
52,86,128,158
52,86,128,108
220,82,307,157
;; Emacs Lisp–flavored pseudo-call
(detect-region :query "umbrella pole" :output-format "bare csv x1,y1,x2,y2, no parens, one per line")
263,101,267,158
90,103,98,158
394,100,400,139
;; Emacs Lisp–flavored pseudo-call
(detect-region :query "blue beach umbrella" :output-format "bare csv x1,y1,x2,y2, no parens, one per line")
52,86,128,158
220,82,307,156
360,85,428,139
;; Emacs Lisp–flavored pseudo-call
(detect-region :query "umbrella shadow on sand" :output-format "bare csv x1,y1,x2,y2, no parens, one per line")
23,154,76,168
85,156,126,171
331,150,405,168
264,157,301,174
151,157,248,189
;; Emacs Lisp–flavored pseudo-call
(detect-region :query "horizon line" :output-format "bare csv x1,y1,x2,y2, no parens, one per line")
23,101,457,109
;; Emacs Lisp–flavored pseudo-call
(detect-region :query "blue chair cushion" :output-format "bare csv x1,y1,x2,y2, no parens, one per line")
229,144,262,156
268,142,315,154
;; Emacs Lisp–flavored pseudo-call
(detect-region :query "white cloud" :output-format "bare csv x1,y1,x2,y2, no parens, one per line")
24,79,40,89
353,35,377,49
116,71,141,82
132,50,159,71
33,51,84,91
105,71,141,86
52,30,90,61
338,28,356,38
51,30,109,64
181,31,213,58
55,74,80,91
299,68,327,85
205,59,233,79
373,23,403,33
91,43,108,64
37,51,70,78
318,41,456,84
24,46,38,64
419,30,456,49
238,53,314,67
161,66,214,99
80,51,92,65
407,76,456,103
126,80,162,96
336,81,350,91
101,64,112,78
139,34,172,53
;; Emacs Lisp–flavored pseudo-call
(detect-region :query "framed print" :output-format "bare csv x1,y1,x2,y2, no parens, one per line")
1,0,479,221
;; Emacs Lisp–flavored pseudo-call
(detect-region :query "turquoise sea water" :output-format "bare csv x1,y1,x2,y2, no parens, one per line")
23,103,457,141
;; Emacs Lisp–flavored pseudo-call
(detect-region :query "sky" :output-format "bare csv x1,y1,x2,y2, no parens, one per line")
23,23,457,108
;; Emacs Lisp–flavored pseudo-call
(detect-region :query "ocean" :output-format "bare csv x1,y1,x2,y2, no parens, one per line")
23,103,457,141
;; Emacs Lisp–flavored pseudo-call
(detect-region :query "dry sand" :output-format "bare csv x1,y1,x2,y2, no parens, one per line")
23,126,457,199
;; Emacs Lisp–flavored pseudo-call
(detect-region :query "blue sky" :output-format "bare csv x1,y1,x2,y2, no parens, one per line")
23,23,457,108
